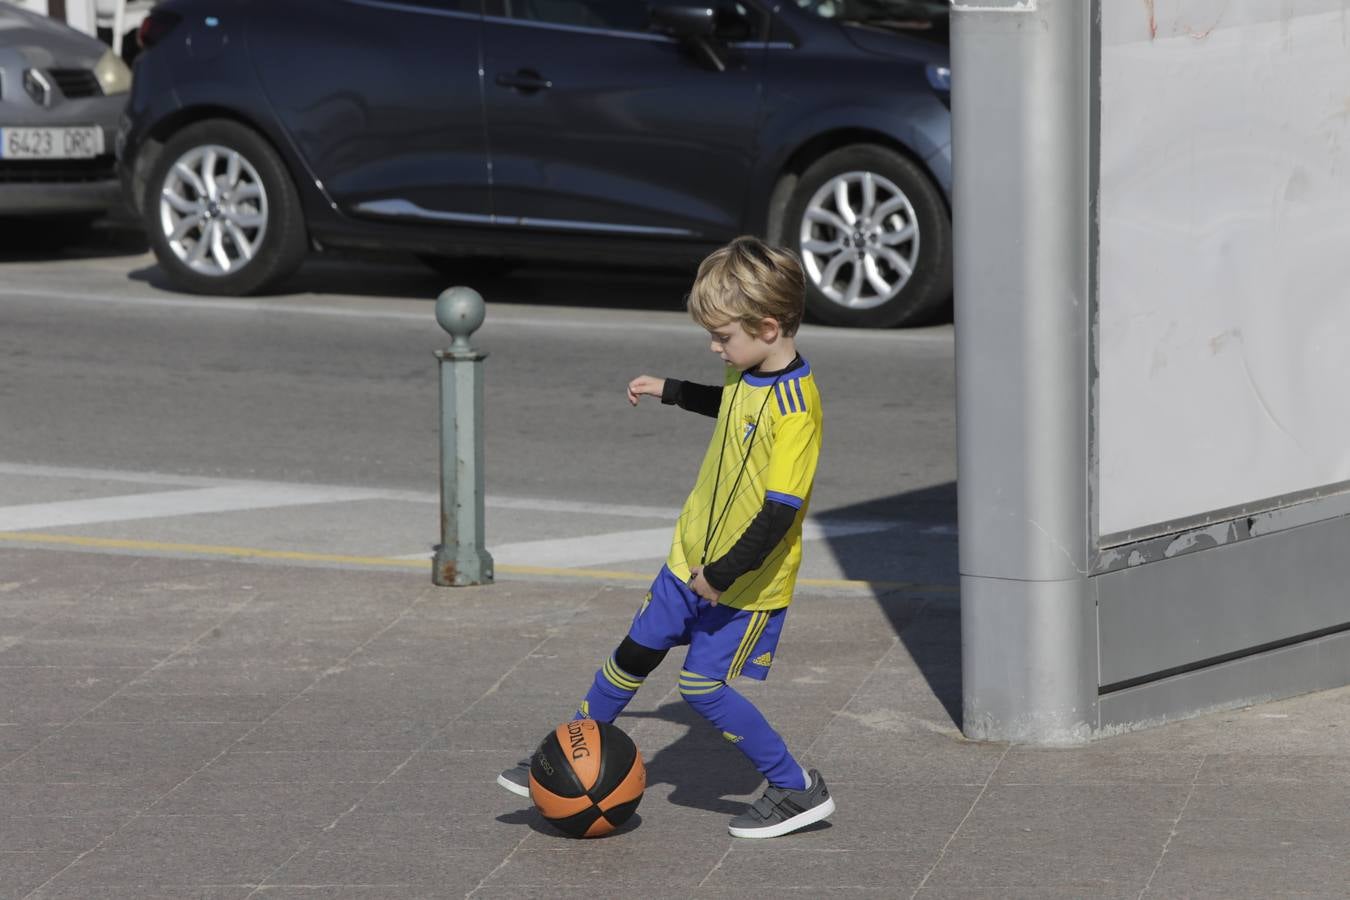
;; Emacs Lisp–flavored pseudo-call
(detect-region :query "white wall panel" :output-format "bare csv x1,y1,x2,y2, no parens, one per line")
1098,0,1350,537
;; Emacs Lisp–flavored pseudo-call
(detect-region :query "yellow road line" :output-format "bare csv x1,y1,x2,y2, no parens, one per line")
0,531,422,568
0,531,956,594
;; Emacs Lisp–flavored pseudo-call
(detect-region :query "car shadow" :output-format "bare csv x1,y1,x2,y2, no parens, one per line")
0,215,147,262
817,482,962,730
42,222,949,325
127,250,955,325
126,248,700,315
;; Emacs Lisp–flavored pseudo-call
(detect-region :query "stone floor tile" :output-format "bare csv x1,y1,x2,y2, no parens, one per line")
1197,751,1350,784
1185,783,1350,821
194,749,405,784
994,748,1205,785
54,815,317,885
0,723,252,786
0,815,124,853
1149,814,1350,896
147,779,374,822
0,851,80,900
31,886,251,900
263,845,502,892
703,848,929,891
82,693,289,725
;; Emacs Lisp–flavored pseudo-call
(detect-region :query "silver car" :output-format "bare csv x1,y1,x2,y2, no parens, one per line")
0,2,131,219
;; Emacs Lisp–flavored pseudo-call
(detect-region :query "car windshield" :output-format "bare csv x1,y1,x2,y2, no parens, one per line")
792,0,949,30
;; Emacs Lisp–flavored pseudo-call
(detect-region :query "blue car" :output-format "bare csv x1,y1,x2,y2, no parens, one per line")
118,0,951,327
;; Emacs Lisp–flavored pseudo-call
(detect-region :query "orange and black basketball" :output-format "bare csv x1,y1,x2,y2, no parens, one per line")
528,719,645,838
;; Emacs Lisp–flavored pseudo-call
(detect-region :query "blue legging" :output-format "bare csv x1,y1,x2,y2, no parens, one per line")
678,669,807,791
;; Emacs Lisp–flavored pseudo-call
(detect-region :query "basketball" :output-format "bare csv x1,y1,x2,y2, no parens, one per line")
528,719,645,838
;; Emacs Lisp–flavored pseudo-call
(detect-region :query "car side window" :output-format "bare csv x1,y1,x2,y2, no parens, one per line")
499,0,648,30
399,0,483,11
495,0,764,39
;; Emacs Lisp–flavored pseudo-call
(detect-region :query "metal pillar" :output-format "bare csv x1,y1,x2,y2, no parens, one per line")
952,0,1095,743
432,286,494,587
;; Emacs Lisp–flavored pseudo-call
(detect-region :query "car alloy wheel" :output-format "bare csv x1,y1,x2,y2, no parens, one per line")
798,170,920,312
158,144,269,277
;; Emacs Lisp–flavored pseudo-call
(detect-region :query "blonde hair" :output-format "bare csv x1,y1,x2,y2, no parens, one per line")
687,236,805,337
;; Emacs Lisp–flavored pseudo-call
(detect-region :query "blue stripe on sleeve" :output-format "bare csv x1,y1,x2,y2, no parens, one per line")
773,383,787,415
793,379,806,412
765,490,803,509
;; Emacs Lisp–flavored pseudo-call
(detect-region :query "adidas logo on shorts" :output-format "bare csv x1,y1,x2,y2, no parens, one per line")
751,652,772,667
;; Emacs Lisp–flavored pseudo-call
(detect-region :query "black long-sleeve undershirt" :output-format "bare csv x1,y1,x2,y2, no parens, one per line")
701,499,797,591
660,379,721,417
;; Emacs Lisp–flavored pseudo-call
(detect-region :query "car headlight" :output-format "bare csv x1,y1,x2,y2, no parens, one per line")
926,64,951,93
94,49,133,95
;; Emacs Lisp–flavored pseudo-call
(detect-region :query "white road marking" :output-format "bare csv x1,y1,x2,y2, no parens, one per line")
486,526,674,567
0,461,943,567
0,462,674,519
0,485,387,531
485,495,675,520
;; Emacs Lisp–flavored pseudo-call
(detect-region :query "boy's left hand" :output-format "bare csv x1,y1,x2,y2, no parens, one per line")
687,567,721,604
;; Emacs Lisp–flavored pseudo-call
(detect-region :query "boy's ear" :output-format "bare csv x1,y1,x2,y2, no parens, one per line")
757,316,781,342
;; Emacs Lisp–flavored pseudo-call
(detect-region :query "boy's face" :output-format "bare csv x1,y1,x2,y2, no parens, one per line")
706,318,776,372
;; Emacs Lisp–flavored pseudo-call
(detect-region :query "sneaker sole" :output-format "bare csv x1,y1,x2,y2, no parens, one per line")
727,795,836,839
496,773,531,799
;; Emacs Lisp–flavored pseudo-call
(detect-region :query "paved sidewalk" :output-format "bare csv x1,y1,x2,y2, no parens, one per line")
1,545,1347,899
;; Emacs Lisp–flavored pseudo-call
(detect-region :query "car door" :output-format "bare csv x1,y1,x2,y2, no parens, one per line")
248,0,489,223
479,0,766,242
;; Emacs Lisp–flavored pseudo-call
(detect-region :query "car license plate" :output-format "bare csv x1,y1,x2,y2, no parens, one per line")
0,126,105,160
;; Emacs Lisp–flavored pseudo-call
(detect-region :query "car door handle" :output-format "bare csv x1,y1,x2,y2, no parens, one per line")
495,69,552,93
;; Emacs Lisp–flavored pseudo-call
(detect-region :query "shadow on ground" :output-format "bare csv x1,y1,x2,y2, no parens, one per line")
0,214,147,261
623,701,765,815
821,481,962,730
4,216,954,324
127,248,700,314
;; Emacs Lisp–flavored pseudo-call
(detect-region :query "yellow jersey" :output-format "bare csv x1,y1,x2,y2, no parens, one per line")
666,359,822,610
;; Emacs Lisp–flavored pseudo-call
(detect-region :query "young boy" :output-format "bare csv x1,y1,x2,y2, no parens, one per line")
497,236,832,839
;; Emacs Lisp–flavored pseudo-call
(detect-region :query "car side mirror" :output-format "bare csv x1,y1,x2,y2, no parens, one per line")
650,6,727,73
650,5,716,38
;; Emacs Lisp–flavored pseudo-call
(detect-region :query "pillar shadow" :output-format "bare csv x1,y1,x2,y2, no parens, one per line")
815,481,962,729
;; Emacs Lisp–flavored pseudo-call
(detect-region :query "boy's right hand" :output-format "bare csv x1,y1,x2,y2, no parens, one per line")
627,375,666,406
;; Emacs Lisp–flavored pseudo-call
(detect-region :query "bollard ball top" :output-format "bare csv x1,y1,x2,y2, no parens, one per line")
435,286,486,350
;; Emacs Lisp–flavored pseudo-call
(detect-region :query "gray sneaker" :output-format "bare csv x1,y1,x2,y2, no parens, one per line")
495,761,530,798
728,769,835,839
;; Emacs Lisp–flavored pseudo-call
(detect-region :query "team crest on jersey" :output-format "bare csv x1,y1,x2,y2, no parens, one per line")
742,414,757,442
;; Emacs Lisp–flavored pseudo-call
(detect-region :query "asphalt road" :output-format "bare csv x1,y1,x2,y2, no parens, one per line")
0,221,957,590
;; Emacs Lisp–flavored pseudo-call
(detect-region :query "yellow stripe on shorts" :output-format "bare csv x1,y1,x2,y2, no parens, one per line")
728,611,770,680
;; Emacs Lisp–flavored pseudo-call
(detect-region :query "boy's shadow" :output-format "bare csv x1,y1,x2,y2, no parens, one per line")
622,701,765,815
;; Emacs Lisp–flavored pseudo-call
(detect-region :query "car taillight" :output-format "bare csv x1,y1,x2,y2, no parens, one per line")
138,10,183,50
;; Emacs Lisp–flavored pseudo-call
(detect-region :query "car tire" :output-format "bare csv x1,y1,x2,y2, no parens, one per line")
783,144,951,328
143,119,307,295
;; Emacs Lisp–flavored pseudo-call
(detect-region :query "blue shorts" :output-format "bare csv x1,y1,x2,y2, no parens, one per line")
627,566,787,683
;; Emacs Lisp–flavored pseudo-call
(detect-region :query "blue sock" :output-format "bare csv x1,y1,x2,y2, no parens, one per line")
574,654,644,723
678,670,807,791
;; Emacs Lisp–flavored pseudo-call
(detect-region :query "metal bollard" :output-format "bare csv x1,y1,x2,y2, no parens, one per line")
432,286,494,586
